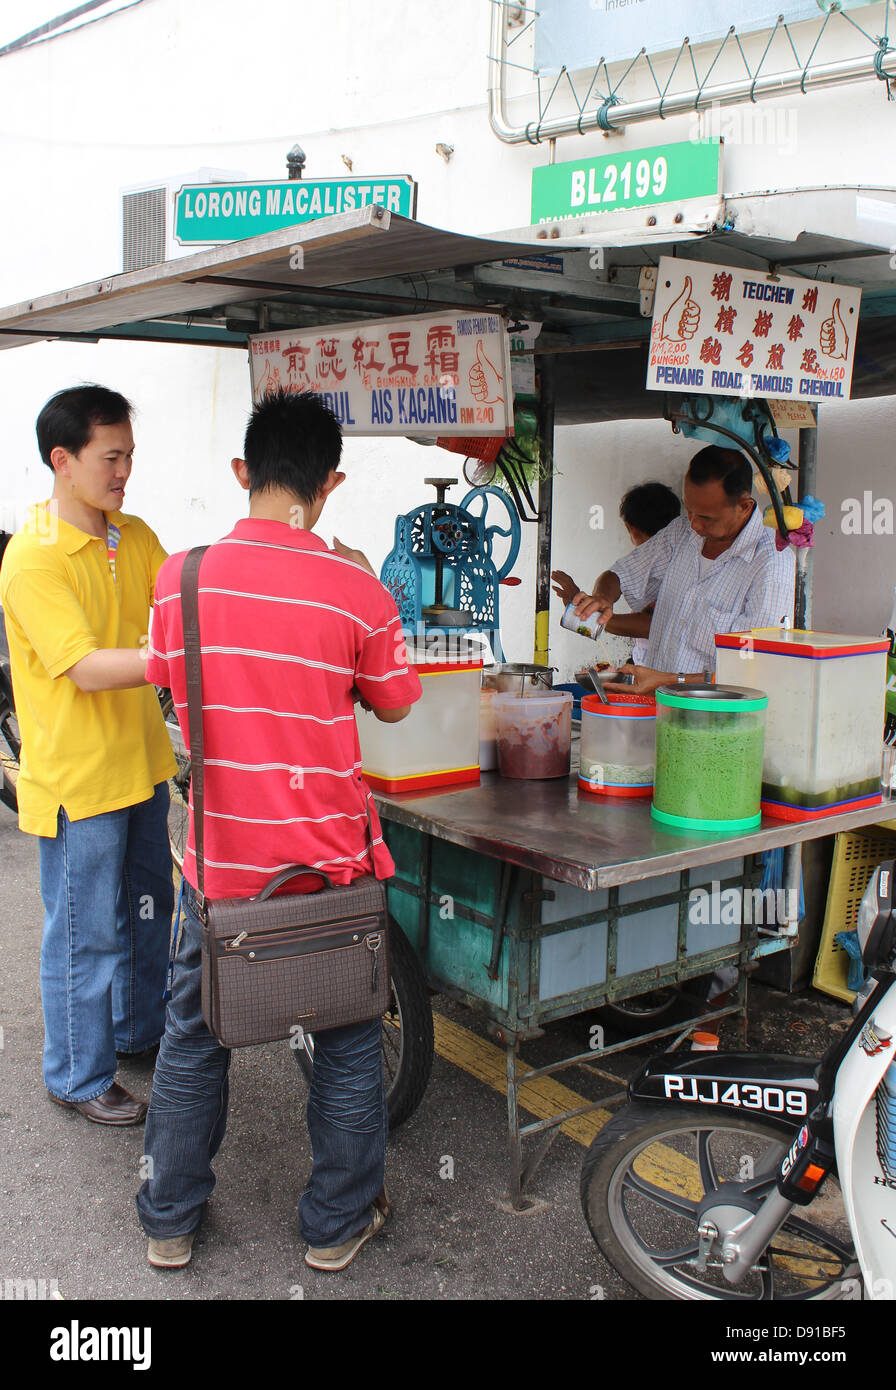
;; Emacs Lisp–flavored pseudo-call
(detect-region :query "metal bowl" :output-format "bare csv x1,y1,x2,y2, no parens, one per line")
483,663,555,695
575,666,635,689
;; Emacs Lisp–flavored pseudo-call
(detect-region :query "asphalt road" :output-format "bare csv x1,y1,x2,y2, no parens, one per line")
0,795,854,1304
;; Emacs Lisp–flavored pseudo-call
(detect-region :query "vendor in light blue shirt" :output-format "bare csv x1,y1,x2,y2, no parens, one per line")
572,446,795,696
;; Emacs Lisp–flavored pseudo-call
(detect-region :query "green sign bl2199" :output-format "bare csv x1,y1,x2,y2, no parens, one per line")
531,139,721,224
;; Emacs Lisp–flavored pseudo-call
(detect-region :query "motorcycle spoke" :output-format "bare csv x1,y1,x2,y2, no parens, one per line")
651,1243,701,1268
781,1216,854,1264
621,1168,698,1218
696,1130,720,1192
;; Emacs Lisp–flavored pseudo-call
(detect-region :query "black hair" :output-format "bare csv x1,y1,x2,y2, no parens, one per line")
619,481,681,537
686,445,753,500
36,384,133,470
243,389,343,503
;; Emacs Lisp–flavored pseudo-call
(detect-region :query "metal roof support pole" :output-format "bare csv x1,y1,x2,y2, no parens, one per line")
794,406,818,629
533,353,555,666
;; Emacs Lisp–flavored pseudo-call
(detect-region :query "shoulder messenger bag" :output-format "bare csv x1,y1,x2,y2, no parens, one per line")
180,545,391,1048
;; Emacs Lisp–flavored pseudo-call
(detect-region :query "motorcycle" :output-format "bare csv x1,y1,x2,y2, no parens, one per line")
581,859,896,1300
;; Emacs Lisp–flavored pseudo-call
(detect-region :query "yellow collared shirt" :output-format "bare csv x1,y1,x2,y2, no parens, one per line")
0,502,176,836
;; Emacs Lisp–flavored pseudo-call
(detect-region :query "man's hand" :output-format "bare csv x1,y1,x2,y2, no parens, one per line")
572,590,615,627
550,570,579,606
603,665,671,697
332,537,376,576
350,684,373,713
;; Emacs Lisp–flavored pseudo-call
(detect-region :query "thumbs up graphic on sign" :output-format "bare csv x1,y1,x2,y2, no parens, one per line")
820,297,849,360
469,339,504,405
660,275,701,343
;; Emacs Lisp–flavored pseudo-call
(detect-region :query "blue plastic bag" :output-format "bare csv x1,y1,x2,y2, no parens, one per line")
834,930,868,993
760,847,805,920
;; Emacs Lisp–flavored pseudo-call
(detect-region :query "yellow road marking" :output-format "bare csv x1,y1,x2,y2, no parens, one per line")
432,1012,701,1194
432,1011,613,1146
432,1012,838,1282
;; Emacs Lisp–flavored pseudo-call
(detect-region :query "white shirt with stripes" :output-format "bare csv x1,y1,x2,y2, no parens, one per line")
610,504,795,675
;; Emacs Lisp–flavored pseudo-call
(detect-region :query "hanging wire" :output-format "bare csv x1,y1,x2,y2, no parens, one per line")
748,19,785,102
693,27,738,108
496,2,895,133
796,8,835,93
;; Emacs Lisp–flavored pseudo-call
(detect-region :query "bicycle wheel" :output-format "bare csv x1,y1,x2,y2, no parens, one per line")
580,1102,857,1300
0,665,21,813
293,919,434,1131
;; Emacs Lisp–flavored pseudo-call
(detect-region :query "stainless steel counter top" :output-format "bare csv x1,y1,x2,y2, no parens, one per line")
375,774,896,890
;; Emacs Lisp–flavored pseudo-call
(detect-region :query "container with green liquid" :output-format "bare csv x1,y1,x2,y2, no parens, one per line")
652,684,768,832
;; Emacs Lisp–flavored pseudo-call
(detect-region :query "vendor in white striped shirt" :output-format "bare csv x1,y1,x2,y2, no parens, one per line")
572,446,795,697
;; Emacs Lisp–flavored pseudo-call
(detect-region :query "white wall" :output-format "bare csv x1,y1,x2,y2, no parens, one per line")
1,0,894,681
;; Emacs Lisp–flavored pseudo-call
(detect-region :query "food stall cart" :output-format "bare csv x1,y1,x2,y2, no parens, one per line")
2,203,895,1207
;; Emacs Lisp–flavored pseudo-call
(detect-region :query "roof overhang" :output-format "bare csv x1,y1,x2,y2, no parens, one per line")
2,192,896,418
0,205,547,350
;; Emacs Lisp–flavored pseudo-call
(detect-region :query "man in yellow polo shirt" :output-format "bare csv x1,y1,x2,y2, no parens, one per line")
0,385,175,1125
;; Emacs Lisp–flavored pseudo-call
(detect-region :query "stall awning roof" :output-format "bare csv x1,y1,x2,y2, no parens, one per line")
0,205,541,350
2,191,896,416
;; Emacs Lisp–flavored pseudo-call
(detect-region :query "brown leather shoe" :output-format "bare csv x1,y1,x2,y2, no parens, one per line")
48,1081,148,1126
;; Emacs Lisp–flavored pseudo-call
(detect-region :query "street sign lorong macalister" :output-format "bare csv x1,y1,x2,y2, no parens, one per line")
174,176,416,243
248,311,514,437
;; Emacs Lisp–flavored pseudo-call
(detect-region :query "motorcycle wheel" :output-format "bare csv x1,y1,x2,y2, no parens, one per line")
293,919,434,1132
581,1102,859,1300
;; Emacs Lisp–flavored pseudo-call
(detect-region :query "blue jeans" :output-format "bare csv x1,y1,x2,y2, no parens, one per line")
38,783,173,1102
136,885,387,1249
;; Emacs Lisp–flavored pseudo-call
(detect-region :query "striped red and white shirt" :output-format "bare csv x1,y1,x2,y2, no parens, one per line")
146,518,422,899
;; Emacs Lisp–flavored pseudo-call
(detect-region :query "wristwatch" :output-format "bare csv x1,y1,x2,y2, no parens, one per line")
677,672,686,686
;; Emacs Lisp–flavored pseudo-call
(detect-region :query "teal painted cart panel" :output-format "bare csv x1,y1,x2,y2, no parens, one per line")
386,822,511,1010
383,822,759,1031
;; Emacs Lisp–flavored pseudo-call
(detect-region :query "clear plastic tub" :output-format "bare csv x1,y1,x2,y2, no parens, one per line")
578,690,656,798
716,628,890,819
358,651,482,793
652,684,767,832
494,691,573,780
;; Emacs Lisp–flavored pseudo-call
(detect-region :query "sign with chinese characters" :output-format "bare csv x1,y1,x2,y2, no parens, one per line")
248,311,514,436
646,257,862,402
531,140,721,225
174,176,416,243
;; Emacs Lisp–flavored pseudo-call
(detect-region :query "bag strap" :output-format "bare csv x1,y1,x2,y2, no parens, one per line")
181,545,210,909
180,544,382,908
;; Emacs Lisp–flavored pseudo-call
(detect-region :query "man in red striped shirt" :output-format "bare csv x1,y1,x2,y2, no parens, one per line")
137,389,421,1272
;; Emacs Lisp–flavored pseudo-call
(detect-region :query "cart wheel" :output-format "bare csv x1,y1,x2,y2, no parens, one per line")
591,988,682,1036
292,919,434,1131
592,973,716,1038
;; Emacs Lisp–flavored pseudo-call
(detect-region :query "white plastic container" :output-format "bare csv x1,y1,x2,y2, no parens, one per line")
358,650,482,793
494,691,573,779
716,628,890,820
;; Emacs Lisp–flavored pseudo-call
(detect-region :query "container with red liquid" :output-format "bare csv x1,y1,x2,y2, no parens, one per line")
493,691,573,779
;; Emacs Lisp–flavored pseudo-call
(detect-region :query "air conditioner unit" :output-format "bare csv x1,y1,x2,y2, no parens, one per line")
120,167,249,271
